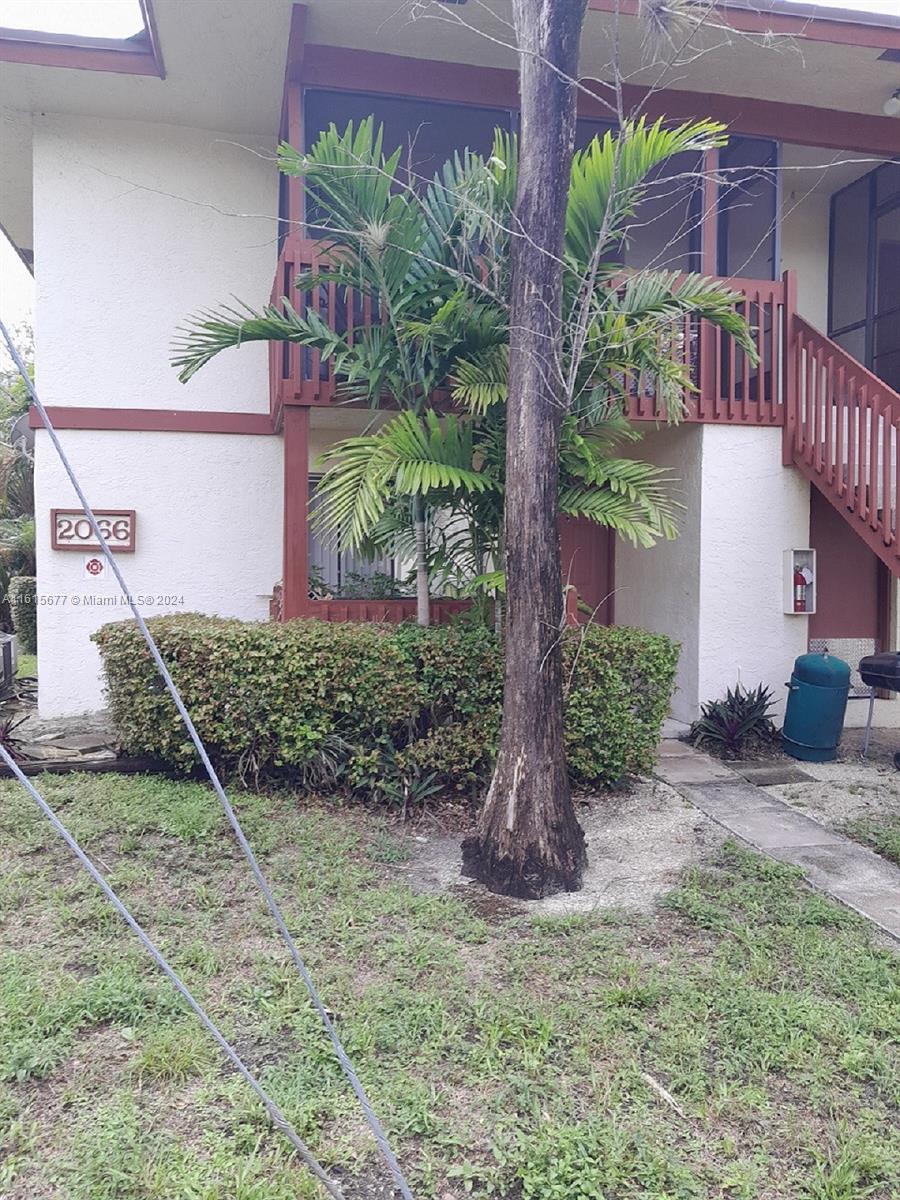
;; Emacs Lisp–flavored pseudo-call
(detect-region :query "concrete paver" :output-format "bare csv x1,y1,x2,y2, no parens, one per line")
656,742,900,944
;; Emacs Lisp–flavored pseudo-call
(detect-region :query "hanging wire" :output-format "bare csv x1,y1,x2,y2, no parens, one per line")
0,742,344,1199
0,316,413,1200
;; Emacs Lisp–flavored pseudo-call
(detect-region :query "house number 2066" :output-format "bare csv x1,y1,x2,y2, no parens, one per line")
51,509,136,553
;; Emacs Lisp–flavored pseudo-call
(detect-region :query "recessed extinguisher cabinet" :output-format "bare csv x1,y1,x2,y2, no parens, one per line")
783,549,816,615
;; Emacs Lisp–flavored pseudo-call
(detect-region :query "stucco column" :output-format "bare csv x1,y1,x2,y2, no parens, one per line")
697,423,810,720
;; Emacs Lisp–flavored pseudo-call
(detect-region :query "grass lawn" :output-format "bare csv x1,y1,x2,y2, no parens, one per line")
841,814,900,867
0,773,898,1199
14,653,36,679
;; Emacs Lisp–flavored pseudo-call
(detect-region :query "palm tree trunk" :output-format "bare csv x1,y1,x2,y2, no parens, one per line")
494,529,504,636
463,0,587,899
413,493,430,626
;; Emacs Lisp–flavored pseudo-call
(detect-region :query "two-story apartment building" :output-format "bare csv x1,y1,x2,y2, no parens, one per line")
1,0,898,722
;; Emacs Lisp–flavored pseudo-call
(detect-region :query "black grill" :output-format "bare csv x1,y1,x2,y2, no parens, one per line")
859,652,900,694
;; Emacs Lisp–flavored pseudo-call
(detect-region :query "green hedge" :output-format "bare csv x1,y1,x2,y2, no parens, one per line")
8,575,36,653
93,616,678,793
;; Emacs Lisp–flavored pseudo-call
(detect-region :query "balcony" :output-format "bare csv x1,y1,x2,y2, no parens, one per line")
268,235,794,428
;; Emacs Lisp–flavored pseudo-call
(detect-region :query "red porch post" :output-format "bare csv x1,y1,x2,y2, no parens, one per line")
783,268,798,466
697,147,719,420
282,404,310,620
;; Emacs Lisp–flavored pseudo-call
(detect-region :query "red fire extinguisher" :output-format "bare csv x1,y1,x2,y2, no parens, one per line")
793,568,806,613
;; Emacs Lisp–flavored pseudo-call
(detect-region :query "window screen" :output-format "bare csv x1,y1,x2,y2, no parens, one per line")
303,89,512,193
717,137,779,280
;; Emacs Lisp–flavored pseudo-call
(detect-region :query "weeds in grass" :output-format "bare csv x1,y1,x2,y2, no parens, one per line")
0,778,898,1198
0,953,183,1082
841,814,900,866
133,1019,215,1081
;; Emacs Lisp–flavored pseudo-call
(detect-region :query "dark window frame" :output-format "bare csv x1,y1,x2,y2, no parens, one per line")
828,159,900,381
716,136,781,282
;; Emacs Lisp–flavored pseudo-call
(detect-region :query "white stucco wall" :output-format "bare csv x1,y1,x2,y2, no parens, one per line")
780,188,830,331
31,114,283,716
616,424,811,723
615,426,703,724
34,429,283,717
32,114,277,414
697,425,810,720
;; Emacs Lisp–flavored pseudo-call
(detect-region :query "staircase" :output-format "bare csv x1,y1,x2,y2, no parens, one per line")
786,315,900,576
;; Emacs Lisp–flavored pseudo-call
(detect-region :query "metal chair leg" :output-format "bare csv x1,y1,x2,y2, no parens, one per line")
863,688,875,758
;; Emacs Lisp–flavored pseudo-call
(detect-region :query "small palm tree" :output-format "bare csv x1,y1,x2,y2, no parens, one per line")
175,119,489,624
174,117,755,620
299,120,755,607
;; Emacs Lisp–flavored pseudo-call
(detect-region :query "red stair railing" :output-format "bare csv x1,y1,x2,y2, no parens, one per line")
786,315,900,575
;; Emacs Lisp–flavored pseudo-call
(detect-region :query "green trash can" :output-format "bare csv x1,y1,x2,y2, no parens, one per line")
782,652,850,762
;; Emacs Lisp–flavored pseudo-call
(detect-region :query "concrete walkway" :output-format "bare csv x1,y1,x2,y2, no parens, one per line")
656,740,900,944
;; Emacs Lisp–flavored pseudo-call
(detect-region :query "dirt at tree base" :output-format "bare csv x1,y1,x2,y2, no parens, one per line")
403,777,725,917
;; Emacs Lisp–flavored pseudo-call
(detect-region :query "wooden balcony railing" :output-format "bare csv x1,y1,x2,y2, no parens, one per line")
269,238,900,609
787,317,900,575
269,236,792,428
625,275,788,426
306,597,470,624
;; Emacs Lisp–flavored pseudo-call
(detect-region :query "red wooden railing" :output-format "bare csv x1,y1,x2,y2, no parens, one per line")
625,275,788,425
270,236,373,416
269,237,791,427
268,239,900,603
786,317,900,575
306,597,470,624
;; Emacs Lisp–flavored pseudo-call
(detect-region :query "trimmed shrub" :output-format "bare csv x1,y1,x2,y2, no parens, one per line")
93,615,425,775
563,625,680,783
93,615,679,793
8,575,36,653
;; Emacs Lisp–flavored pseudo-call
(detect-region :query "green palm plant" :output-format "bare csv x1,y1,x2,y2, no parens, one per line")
174,119,483,624
173,115,757,620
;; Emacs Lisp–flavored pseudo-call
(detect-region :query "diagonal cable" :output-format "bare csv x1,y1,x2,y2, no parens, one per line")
0,743,344,1199
0,317,414,1200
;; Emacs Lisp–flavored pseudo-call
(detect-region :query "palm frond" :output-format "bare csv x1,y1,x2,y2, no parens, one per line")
451,344,509,415
609,271,758,357
172,300,340,382
312,410,496,551
566,117,728,267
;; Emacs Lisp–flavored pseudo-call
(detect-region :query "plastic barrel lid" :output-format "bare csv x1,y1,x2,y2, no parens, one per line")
792,652,851,688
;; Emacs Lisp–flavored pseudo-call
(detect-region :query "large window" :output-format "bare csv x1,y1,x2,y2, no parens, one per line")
829,161,900,391
576,118,702,273
304,89,513,194
299,98,709,272
717,136,779,281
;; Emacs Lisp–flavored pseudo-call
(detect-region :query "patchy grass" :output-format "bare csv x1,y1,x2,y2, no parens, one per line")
842,814,900,867
0,772,897,1199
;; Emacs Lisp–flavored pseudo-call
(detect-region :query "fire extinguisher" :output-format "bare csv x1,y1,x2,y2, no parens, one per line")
793,568,806,613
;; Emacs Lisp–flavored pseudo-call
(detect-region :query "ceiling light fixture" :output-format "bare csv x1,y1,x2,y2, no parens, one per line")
884,89,900,118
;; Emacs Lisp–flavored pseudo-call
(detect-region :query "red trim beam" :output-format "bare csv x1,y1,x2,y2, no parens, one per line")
29,407,275,435
301,44,900,158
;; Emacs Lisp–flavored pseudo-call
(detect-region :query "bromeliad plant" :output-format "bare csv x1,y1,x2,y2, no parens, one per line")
173,116,757,617
689,683,778,758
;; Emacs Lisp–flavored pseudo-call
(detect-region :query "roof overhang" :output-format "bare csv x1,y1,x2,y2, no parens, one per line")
1,0,898,267
588,0,900,51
